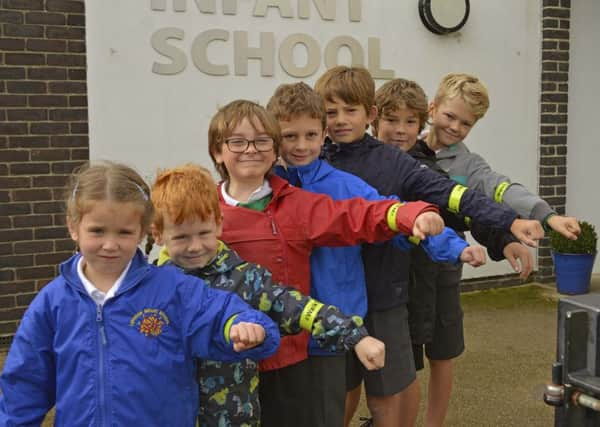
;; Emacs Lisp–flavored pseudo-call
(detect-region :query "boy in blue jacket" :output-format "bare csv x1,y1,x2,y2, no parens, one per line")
314,66,544,427
266,82,488,427
0,162,279,427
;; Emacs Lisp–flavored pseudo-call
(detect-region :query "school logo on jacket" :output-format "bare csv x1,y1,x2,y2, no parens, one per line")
130,308,170,337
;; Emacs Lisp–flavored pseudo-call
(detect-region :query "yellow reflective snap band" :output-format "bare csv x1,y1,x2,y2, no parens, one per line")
386,202,403,232
464,216,472,226
408,236,421,245
157,246,170,266
300,299,324,331
448,185,468,213
223,314,239,344
494,181,510,203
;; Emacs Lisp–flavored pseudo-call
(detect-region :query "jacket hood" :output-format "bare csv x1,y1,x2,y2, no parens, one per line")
59,249,151,296
322,134,379,158
184,241,246,281
275,159,336,187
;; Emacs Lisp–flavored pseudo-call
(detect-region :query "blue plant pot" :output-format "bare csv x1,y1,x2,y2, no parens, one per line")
552,251,597,295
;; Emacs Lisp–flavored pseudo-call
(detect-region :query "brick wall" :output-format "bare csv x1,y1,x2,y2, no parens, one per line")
537,0,570,282
0,0,88,344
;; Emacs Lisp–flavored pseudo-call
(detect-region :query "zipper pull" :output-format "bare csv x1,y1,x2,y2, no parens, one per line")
96,304,107,346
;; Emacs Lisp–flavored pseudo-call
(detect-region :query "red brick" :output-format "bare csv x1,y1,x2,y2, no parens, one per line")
50,134,87,147
7,108,47,121
54,239,74,252
46,25,84,39
7,81,46,93
13,188,53,202
15,265,54,281
0,308,26,321
35,251,71,265
0,149,29,161
68,68,86,80
47,0,85,13
0,229,33,242
0,123,27,134
27,39,67,52
0,243,13,256
3,0,44,10
0,322,18,335
30,148,70,161
30,122,69,134
0,67,26,79
29,95,68,107
0,217,11,229
71,148,88,160
68,95,86,106
13,214,53,227
0,11,23,24
49,108,87,121
70,122,87,133
33,201,64,213
0,282,35,294
14,240,53,254
0,296,16,309
8,135,49,148
0,203,31,216
67,13,85,26
0,95,27,106
16,293,36,306
49,81,86,93
10,162,50,175
25,12,66,25
0,38,25,51
52,160,84,174
0,254,33,268
47,53,85,67
28,67,67,80
0,176,31,189
4,23,44,38
34,226,69,239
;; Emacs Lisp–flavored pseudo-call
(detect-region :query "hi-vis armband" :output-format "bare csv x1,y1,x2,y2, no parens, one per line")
300,299,324,331
494,181,510,203
448,185,467,214
386,202,404,232
223,314,239,343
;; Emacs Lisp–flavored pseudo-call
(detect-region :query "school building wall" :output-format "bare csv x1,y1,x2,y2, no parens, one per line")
0,0,597,344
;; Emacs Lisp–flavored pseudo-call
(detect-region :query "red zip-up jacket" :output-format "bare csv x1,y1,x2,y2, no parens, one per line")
219,175,437,371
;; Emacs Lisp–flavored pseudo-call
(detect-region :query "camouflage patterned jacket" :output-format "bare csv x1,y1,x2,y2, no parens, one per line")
161,241,369,427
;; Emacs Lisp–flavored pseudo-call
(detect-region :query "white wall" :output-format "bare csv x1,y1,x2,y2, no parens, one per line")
568,0,600,273
86,1,541,278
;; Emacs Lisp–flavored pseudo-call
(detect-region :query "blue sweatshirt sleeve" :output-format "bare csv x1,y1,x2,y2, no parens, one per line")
181,274,280,363
0,291,56,426
419,227,469,264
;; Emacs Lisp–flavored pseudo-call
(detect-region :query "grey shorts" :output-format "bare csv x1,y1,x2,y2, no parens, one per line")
346,304,416,396
411,261,465,371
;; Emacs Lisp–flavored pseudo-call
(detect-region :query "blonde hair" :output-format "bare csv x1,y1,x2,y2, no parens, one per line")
374,78,429,133
314,66,375,114
267,82,326,129
65,161,154,231
208,100,281,180
434,73,490,120
150,163,221,234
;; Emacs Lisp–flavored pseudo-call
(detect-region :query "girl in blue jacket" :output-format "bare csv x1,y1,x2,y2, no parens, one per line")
0,162,280,427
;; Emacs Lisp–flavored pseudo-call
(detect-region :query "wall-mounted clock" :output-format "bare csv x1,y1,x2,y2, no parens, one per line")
419,0,470,35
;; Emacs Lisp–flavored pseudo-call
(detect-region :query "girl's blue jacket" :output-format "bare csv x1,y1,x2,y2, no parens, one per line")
0,250,280,427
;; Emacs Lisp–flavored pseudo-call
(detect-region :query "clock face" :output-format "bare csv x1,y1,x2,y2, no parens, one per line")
419,0,470,35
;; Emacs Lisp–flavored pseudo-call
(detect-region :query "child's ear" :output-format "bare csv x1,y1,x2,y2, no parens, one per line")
367,106,378,124
150,224,164,246
428,102,437,117
66,217,78,241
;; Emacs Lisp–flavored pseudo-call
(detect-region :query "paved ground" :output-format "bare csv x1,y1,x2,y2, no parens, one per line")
2,275,599,426
349,275,600,426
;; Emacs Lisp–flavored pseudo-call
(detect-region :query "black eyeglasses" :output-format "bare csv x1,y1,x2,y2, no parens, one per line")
224,137,274,153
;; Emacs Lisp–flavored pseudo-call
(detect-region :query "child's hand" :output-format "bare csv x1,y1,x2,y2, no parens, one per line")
412,212,444,240
354,336,385,371
547,215,581,240
510,219,544,247
460,245,486,267
229,322,266,352
502,242,533,279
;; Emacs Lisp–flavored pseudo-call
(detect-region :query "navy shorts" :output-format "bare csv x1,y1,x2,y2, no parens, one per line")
346,304,416,396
